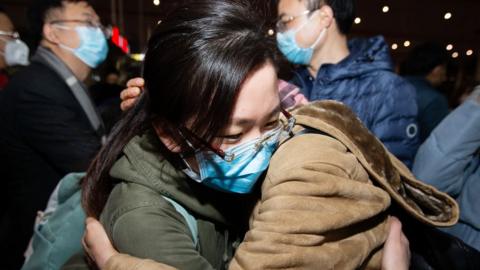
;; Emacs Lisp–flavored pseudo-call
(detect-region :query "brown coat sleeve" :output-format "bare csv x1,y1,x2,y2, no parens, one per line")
229,134,391,270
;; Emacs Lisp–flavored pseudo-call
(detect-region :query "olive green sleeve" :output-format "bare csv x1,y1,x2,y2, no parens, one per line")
108,203,215,270
104,254,178,270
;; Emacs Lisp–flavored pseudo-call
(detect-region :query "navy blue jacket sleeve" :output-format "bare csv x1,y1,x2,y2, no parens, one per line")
370,75,420,168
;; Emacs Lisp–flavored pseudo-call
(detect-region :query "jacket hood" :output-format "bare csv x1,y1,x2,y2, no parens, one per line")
109,130,255,226
289,101,459,227
318,36,394,82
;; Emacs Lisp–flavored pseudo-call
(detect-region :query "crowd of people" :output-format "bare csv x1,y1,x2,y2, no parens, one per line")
0,0,478,269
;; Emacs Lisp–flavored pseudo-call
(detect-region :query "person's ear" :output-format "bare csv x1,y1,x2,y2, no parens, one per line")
43,23,60,44
153,122,183,153
313,5,334,28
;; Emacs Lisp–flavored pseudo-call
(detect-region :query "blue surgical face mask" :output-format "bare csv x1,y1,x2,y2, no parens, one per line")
276,20,326,65
55,25,109,68
182,125,287,194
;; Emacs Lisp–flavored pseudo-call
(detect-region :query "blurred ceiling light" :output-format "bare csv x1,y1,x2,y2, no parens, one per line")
444,12,452,20
391,43,398,50
130,53,145,62
446,44,453,51
466,50,474,56
452,52,459,58
382,6,390,13
403,40,411,47
153,0,160,6
354,17,362,24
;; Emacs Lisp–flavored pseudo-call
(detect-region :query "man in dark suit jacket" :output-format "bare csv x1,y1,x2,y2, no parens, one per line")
0,1,108,268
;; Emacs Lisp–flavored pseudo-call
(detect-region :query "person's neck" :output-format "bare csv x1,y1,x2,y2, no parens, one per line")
308,33,350,78
41,41,91,81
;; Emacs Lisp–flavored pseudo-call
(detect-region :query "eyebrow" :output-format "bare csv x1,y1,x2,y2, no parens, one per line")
81,12,96,19
231,105,281,126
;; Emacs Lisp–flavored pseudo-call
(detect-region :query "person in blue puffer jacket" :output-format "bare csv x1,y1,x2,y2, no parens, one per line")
276,0,419,167
413,86,480,251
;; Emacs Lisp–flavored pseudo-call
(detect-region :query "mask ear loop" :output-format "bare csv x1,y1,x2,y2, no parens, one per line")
47,24,79,52
310,27,326,49
290,11,327,50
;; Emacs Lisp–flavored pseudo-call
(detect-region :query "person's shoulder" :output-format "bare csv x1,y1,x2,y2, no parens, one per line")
11,61,63,84
368,70,405,86
100,182,190,243
7,62,69,97
101,181,179,228
273,130,354,171
104,182,170,218
368,71,416,98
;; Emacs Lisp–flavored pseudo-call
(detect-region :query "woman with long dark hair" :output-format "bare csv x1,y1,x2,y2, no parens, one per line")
72,0,290,269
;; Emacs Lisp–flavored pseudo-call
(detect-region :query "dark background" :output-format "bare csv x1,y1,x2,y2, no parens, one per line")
1,0,479,101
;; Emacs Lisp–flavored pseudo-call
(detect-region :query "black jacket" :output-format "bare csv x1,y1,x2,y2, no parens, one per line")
0,60,101,269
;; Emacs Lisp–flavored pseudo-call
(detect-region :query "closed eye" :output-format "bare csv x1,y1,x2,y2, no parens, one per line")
265,120,281,130
216,133,242,144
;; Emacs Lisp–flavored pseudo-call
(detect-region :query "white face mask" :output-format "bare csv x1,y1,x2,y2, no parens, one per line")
0,37,30,66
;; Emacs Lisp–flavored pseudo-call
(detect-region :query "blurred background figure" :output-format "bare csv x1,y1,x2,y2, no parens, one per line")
0,5,29,90
401,42,450,143
89,67,123,133
413,85,480,252
0,0,108,268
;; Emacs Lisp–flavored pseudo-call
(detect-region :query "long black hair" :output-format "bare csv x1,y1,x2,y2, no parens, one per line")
82,0,279,217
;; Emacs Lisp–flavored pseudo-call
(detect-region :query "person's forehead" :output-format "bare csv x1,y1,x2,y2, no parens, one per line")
0,13,15,32
278,0,308,15
230,63,280,121
61,1,99,20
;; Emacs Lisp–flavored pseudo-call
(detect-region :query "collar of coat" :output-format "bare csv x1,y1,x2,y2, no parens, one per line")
288,100,459,227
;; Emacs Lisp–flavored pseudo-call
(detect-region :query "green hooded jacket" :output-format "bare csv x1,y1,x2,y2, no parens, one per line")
64,131,256,270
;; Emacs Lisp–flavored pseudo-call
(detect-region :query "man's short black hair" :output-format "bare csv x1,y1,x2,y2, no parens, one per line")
27,0,92,46
306,0,356,35
400,42,448,77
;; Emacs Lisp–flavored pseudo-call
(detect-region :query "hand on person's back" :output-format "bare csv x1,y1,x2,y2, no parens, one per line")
82,217,118,269
120,78,144,111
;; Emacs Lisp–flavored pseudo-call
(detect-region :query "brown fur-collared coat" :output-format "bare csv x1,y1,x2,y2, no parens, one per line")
103,101,459,270
229,100,458,269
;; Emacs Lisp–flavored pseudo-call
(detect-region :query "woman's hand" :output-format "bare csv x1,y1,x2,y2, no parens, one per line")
382,216,411,270
120,77,144,111
82,217,119,270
